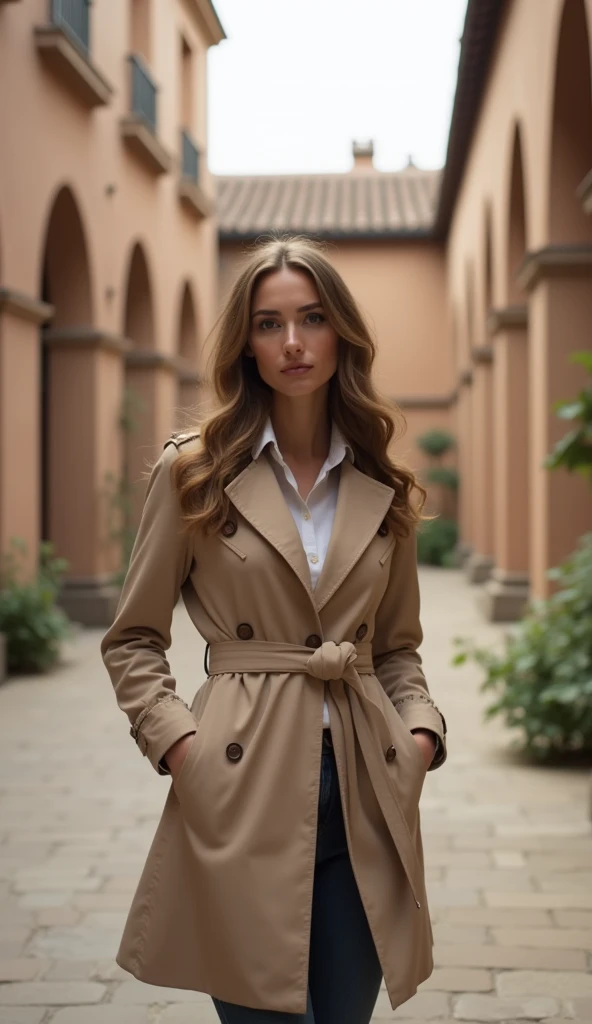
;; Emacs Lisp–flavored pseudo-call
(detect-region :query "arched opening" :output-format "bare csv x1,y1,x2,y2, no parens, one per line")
484,205,493,316
531,0,592,595
465,260,475,356
122,242,157,529
40,186,93,546
488,122,531,612
124,243,155,350
175,280,200,431
508,125,527,301
549,0,592,243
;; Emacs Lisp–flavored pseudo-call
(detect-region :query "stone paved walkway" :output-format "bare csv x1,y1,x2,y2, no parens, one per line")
0,567,591,1024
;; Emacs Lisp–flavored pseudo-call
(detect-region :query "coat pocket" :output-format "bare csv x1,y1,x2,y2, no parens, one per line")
172,729,202,794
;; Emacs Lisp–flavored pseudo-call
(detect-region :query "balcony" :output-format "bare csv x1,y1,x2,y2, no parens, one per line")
178,129,213,219
120,55,172,176
34,0,112,108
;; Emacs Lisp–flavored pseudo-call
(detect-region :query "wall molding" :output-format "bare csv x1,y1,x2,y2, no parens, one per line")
517,244,592,291
0,288,54,325
471,344,493,364
393,392,456,410
43,328,131,354
487,304,528,335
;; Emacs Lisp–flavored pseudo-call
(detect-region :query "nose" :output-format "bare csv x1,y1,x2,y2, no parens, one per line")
283,322,303,353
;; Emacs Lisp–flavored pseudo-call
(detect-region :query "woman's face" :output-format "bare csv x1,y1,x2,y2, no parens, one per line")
247,267,339,398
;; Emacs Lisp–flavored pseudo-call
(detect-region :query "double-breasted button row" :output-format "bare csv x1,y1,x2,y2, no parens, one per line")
306,634,322,649
237,623,254,641
385,745,397,762
226,742,243,762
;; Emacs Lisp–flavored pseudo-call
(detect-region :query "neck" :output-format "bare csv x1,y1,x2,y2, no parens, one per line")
270,388,331,463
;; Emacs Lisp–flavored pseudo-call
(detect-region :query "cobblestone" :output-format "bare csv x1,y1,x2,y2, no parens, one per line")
0,567,590,1022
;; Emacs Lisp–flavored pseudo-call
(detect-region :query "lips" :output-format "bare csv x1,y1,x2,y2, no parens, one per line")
281,363,312,375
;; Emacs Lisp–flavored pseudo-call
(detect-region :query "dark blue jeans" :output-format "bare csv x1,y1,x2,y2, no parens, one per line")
212,730,383,1024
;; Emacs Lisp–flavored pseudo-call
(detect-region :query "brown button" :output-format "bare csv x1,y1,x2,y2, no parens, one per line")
226,743,243,762
355,624,368,642
385,745,397,762
306,634,322,649
237,623,254,641
377,520,389,537
222,519,237,537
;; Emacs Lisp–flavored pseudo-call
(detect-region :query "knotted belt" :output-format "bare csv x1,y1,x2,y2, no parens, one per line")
208,639,423,908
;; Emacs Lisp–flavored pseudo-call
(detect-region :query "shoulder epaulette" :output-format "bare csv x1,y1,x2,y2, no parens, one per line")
164,430,201,451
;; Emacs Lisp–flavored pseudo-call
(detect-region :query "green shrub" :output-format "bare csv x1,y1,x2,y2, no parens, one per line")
417,518,458,566
452,532,592,759
416,428,455,459
426,466,459,490
0,538,72,674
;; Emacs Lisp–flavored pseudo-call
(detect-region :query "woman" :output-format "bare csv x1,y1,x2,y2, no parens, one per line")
101,236,447,1024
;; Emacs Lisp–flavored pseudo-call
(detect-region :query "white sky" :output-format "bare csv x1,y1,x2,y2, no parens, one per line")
207,0,469,176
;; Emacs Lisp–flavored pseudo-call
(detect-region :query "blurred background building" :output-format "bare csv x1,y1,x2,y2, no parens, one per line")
0,0,224,625
0,0,591,629
219,0,592,620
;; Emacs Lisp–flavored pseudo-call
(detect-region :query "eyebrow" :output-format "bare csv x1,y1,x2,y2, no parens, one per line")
250,301,323,319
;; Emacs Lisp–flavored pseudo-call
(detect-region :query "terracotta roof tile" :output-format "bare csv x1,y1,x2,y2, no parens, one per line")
216,167,441,239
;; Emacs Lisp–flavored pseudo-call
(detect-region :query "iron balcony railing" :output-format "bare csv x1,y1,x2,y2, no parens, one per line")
181,130,200,184
129,54,157,133
51,0,90,55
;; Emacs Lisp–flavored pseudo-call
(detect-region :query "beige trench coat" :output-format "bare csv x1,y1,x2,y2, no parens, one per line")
101,434,448,1015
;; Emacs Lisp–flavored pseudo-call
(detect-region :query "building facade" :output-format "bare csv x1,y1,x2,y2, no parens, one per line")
0,0,224,624
218,0,592,620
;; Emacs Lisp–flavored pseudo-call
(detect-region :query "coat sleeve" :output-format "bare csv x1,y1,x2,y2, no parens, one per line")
372,526,447,770
100,441,199,775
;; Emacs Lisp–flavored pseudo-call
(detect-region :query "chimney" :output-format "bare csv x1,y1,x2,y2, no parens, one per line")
351,139,375,174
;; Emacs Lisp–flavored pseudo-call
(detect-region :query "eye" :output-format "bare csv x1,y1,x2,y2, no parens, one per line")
259,318,279,331
305,312,326,325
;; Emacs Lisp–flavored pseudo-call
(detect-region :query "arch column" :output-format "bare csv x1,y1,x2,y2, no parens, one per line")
0,289,53,575
481,305,530,620
455,369,474,561
42,329,130,625
124,350,179,527
464,346,495,583
517,246,592,597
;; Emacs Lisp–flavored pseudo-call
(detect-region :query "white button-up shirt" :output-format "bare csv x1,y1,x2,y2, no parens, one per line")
252,419,354,726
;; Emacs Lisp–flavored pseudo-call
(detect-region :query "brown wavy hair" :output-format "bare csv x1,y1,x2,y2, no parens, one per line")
171,235,426,537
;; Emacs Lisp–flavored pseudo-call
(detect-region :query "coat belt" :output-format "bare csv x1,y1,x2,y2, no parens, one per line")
208,639,423,909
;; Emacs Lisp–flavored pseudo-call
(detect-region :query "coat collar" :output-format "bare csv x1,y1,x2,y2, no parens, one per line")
224,454,394,612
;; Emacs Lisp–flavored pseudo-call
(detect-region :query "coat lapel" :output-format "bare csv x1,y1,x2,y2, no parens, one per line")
224,454,314,601
313,459,395,612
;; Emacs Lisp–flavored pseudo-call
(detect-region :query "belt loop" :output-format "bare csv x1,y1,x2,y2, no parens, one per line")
203,643,210,676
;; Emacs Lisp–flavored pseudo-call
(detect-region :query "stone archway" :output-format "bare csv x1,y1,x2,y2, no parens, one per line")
175,280,201,431
40,185,93,556
465,211,495,584
122,241,161,530
484,124,531,620
519,0,592,596
457,261,475,560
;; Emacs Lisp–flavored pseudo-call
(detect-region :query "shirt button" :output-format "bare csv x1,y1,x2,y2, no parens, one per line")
309,554,319,564
303,512,311,521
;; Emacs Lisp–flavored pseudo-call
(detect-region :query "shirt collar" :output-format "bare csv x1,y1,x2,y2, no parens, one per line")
251,417,354,472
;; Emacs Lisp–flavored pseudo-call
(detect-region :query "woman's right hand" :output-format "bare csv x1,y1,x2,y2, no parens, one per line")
164,731,197,780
